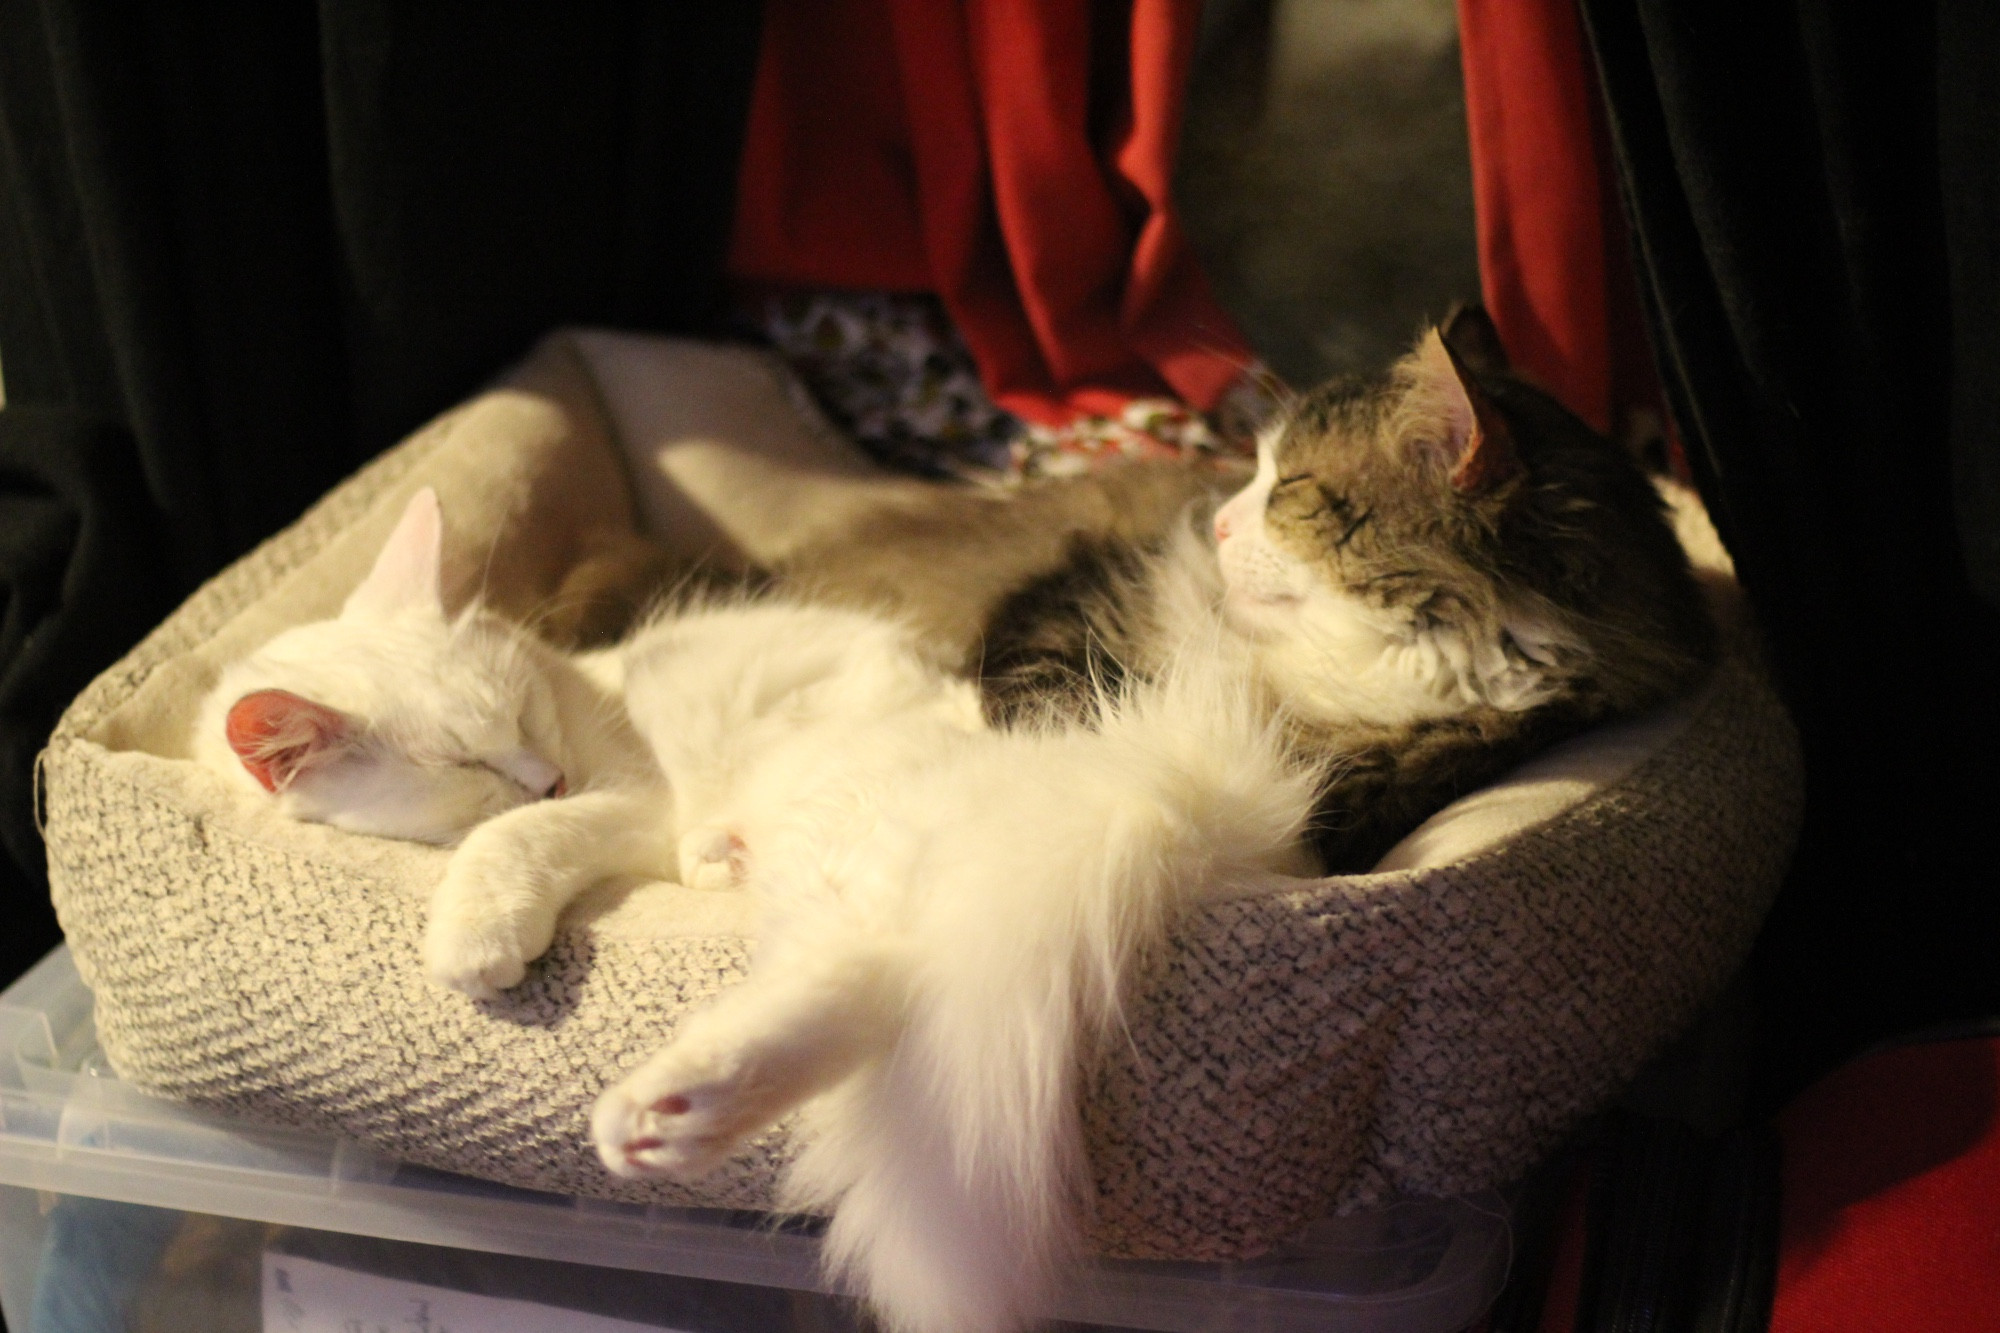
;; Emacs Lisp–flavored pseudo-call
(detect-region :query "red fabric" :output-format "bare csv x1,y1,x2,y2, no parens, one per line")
1771,1038,2000,1332
728,0,1255,428
1455,0,1659,441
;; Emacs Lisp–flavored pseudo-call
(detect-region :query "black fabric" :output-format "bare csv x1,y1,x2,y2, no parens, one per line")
0,2,763,988
1488,1119,1779,1333
1580,2,2000,1104
0,411,179,992
1940,3,2000,608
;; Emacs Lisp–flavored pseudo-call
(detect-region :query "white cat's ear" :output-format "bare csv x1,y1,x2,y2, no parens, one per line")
225,689,353,793
344,487,444,620
1414,329,1520,494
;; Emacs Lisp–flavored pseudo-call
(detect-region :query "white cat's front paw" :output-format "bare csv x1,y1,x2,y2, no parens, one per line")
591,1039,766,1180
677,825,749,891
422,911,546,1000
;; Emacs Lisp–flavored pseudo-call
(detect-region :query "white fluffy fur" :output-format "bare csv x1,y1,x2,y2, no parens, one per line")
591,614,1315,1333
198,462,1553,1332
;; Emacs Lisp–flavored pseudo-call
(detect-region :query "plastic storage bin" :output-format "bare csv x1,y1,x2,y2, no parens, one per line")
0,948,1510,1332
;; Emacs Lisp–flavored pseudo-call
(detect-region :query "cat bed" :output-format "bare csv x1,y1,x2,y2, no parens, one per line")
40,330,1802,1262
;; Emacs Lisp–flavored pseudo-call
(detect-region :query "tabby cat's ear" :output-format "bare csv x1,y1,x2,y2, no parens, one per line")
1416,329,1521,494
1441,303,1510,376
344,487,445,620
225,689,353,793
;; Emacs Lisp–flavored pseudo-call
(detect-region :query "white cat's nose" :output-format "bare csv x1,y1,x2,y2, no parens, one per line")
1214,510,1234,541
495,747,564,801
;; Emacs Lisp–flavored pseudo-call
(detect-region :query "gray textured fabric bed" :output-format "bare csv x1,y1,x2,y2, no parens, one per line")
40,331,1802,1260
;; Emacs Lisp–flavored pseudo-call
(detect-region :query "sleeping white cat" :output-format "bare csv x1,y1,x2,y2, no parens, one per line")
197,488,998,998
195,486,1315,1333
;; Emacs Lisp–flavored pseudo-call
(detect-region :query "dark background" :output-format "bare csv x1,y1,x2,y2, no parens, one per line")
1581,0,2000,1103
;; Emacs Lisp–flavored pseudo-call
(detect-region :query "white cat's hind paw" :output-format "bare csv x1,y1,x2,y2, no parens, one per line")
590,1040,771,1180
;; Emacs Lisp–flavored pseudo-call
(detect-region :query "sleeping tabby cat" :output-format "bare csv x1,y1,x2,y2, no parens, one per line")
197,309,1713,1333
959,306,1713,870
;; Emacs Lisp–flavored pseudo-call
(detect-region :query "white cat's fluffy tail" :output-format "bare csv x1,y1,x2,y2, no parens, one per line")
786,653,1317,1333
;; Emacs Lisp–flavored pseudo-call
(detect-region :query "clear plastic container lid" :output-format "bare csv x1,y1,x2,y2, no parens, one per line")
0,948,1510,1332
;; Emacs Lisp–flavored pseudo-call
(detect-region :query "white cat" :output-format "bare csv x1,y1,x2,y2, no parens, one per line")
593,529,1315,1333
198,489,995,999
197,487,1316,1333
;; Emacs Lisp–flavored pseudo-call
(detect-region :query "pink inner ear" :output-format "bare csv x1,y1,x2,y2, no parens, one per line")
1436,337,1522,494
343,487,444,621
225,690,350,793
1448,406,1521,493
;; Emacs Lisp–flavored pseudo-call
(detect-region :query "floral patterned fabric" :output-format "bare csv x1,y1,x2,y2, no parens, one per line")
749,288,1280,480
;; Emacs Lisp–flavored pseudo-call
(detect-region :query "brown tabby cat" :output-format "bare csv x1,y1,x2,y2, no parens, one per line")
778,305,1714,872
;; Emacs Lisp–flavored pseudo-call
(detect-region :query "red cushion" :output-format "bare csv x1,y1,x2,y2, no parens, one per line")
1771,1037,2000,1332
